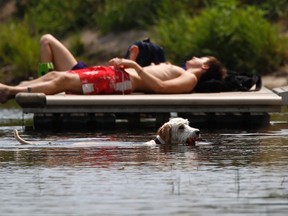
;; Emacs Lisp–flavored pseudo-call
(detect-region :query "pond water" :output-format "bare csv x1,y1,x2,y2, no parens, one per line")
0,108,288,215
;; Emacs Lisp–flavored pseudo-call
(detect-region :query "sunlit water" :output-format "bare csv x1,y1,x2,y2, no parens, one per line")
1,108,288,215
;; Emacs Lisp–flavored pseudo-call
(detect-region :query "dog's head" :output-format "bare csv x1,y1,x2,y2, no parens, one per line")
157,117,200,145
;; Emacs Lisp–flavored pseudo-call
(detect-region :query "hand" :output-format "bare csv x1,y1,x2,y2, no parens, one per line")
109,58,133,69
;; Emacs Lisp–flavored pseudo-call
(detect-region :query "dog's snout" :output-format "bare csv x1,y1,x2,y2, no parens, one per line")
195,130,200,136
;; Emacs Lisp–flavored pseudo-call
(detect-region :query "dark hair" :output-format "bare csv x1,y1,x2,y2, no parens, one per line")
198,56,227,83
124,38,166,67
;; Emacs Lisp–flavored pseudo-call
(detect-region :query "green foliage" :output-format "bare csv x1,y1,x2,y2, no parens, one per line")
156,0,206,19
16,0,103,38
95,0,163,33
154,1,288,74
95,0,211,34
240,0,288,21
67,34,87,64
261,0,288,20
0,0,287,84
0,22,40,80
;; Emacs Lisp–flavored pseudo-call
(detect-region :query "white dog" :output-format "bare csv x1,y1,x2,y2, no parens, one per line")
14,117,200,146
146,117,200,146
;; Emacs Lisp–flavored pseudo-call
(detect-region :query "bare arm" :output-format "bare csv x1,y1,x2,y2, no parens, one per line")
109,58,197,94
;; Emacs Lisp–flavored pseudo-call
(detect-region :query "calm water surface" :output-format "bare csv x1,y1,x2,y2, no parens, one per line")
0,108,288,215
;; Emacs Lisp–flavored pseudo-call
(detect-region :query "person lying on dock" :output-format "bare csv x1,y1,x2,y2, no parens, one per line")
14,34,257,96
31,34,166,78
0,56,227,104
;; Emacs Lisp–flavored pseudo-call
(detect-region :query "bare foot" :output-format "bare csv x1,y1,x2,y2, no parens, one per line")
0,83,11,104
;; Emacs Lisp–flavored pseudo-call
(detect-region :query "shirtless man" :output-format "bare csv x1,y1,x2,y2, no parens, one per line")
0,56,226,103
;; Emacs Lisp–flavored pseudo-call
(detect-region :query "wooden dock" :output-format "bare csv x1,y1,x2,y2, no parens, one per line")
15,87,285,130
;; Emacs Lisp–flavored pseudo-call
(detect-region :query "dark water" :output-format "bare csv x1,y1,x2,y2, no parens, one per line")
1,108,288,215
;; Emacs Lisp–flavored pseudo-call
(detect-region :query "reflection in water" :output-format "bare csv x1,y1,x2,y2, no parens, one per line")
1,123,288,215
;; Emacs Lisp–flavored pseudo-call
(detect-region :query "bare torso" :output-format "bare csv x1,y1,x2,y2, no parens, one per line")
125,63,188,92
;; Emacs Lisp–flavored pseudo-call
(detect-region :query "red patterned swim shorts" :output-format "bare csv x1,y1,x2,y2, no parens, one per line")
68,66,132,95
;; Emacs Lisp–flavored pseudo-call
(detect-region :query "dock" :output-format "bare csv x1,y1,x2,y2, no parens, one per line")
15,87,285,130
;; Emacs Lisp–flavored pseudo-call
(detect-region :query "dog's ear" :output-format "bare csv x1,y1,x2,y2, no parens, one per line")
157,123,171,144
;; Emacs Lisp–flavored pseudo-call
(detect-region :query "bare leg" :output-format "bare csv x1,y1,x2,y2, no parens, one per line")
40,34,78,71
0,72,83,104
18,71,65,87
18,35,79,87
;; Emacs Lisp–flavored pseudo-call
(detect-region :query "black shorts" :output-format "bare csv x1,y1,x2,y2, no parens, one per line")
71,62,88,70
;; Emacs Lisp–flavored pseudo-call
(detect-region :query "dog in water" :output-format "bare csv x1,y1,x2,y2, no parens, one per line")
14,117,200,146
146,117,200,146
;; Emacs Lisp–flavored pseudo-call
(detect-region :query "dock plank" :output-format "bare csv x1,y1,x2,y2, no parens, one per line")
15,87,282,113
14,87,285,130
